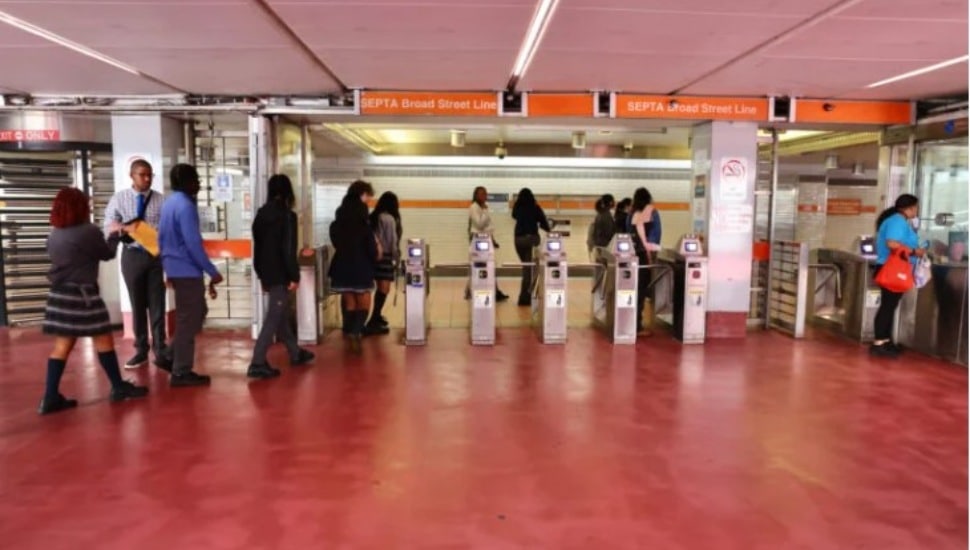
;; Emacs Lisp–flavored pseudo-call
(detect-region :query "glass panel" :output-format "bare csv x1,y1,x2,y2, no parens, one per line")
915,138,968,263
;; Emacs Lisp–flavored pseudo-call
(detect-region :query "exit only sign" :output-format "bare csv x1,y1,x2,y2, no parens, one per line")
0,129,61,142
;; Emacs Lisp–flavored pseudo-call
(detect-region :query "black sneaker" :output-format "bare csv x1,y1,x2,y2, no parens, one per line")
363,322,390,336
377,315,390,328
125,352,149,369
869,343,900,358
154,355,173,372
517,296,531,307
38,393,78,415
889,342,905,354
247,363,281,379
110,381,149,402
170,371,212,387
291,349,315,366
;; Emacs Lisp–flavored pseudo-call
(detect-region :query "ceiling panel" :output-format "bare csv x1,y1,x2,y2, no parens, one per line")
766,18,966,61
0,0,342,94
838,63,970,100
561,0,838,15
839,0,968,20
322,51,514,90
521,51,724,92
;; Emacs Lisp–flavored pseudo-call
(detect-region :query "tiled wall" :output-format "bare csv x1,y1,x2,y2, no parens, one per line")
316,164,693,265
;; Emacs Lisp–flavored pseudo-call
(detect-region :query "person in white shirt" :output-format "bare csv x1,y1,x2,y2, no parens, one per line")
466,186,509,302
103,159,170,370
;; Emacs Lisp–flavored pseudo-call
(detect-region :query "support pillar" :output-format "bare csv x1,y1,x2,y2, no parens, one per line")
106,114,182,338
690,121,758,338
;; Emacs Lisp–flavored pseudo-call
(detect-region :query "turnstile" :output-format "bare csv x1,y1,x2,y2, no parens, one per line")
533,233,567,344
403,238,429,346
469,233,496,345
657,236,708,344
592,234,638,344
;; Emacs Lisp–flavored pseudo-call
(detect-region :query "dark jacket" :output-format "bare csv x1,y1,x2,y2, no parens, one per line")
590,209,616,248
47,223,120,286
512,201,551,237
328,201,378,289
252,200,299,287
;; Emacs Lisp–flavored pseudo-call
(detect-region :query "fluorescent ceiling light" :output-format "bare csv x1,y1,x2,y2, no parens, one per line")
0,10,141,76
364,155,690,170
867,55,969,88
510,0,560,79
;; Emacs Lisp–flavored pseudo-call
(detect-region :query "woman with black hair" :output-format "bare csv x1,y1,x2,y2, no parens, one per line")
614,197,632,234
511,188,551,306
466,185,509,301
365,191,402,334
630,187,662,336
248,174,316,379
871,193,925,358
329,180,378,353
588,193,617,254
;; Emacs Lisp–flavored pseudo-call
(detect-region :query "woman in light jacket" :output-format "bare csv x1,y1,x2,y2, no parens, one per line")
365,191,402,334
466,186,509,301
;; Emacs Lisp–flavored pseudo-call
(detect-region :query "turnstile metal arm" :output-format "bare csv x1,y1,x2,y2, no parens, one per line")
809,263,842,300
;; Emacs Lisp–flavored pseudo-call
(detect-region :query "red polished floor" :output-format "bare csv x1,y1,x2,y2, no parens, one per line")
0,326,966,550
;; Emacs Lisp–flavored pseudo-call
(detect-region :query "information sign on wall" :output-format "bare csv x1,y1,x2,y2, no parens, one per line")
0,129,60,142
214,173,233,203
360,91,498,116
719,157,749,201
616,95,768,121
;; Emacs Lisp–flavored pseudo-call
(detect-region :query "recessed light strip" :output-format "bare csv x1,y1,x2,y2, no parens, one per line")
0,10,141,75
509,0,560,85
867,55,969,89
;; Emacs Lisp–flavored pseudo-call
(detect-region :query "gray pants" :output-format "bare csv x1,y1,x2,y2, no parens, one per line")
121,247,167,357
170,278,207,375
252,285,300,365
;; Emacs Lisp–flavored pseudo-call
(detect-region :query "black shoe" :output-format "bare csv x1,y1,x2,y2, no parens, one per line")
869,343,900,358
247,363,281,379
889,342,905,354
154,355,173,372
291,349,315,366
517,296,531,307
110,381,149,402
496,291,510,302
170,371,212,387
38,393,78,415
363,322,390,336
377,315,390,328
125,352,149,369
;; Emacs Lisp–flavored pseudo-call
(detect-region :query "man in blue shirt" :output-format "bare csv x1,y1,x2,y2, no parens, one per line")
158,164,223,386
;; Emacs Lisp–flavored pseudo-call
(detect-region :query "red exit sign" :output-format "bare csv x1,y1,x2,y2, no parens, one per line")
0,129,61,142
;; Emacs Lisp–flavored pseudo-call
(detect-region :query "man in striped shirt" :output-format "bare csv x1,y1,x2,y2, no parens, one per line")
103,159,171,370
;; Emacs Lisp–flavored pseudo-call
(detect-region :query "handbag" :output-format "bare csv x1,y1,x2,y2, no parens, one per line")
914,256,933,289
875,249,914,293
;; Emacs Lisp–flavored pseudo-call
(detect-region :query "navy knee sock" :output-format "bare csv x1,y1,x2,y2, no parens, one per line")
369,291,387,324
44,358,67,399
97,351,124,388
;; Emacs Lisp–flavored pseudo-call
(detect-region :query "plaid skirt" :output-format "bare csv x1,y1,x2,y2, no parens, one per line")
374,254,396,282
43,283,113,338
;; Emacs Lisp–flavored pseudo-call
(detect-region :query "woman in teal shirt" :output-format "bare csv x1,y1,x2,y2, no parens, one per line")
871,194,925,358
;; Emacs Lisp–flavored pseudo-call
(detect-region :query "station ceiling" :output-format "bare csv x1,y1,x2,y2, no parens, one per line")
0,0,965,101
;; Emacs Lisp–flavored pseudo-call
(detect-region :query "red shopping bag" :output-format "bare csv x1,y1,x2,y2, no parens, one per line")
875,249,914,293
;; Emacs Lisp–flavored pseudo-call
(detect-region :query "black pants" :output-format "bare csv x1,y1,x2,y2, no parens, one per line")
121,247,167,357
636,251,652,330
874,271,904,342
169,278,207,375
253,285,300,364
514,234,539,300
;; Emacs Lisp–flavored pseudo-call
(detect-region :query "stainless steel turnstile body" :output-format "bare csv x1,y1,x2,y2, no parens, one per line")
534,233,567,344
403,239,428,346
592,234,638,344
469,233,496,345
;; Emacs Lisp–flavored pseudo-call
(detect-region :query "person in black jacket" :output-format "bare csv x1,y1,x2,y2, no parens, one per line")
329,180,378,353
511,188,551,306
248,175,315,379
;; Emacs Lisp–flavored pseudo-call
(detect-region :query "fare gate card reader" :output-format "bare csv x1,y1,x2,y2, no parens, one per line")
404,238,429,346
469,233,496,345
535,232,567,344
678,234,704,257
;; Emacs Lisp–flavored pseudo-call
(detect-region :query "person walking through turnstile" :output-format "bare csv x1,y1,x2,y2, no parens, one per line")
511,188,551,306
365,191,402,335
588,194,617,258
629,187,663,336
247,175,316,379
466,186,509,302
329,180,378,354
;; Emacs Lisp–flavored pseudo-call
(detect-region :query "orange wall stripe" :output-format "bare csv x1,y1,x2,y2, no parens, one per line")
203,239,252,259
795,99,911,125
528,93,595,117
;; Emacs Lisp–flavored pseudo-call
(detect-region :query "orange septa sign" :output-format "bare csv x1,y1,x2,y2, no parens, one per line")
795,100,911,125
527,93,595,117
616,95,769,121
360,91,498,116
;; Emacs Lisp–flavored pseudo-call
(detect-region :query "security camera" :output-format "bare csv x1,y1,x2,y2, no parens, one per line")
623,142,634,152
495,142,507,160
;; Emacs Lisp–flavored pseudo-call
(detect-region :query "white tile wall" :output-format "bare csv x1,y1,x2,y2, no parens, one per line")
356,166,692,265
